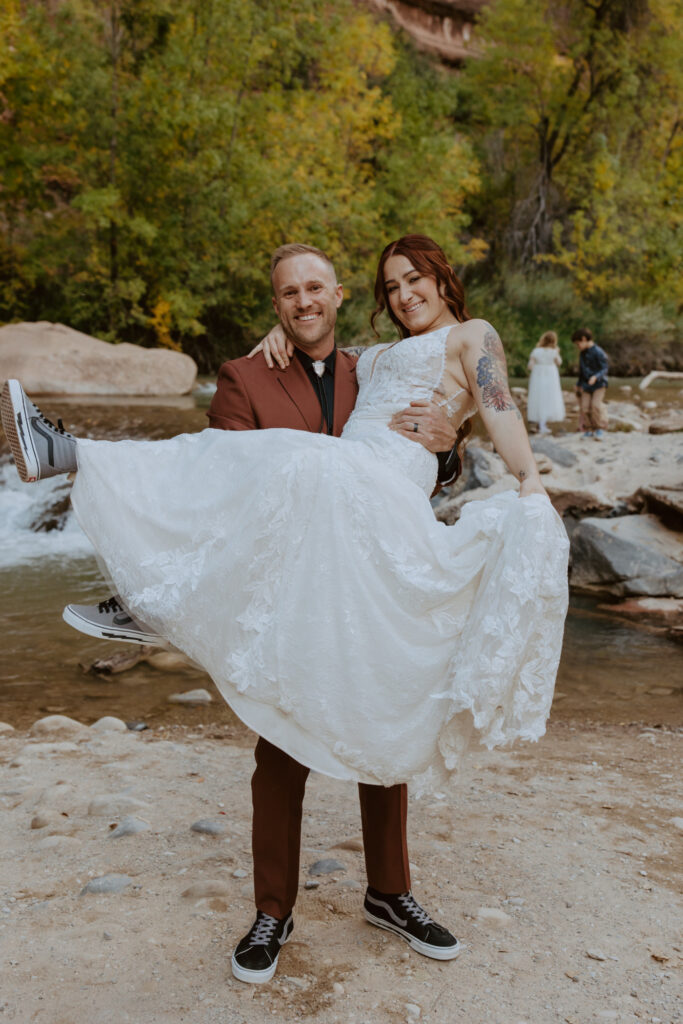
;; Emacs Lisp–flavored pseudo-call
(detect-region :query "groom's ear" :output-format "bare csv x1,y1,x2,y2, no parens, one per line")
335,283,343,308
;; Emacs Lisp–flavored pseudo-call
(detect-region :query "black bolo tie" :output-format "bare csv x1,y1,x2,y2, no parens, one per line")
312,359,332,434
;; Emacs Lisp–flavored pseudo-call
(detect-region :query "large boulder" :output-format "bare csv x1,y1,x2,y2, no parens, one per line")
0,322,197,395
605,400,649,432
546,487,629,519
638,486,683,531
463,444,507,491
530,437,578,468
570,514,683,597
649,409,683,434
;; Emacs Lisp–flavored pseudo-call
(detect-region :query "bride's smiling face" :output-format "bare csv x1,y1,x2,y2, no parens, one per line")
384,255,454,335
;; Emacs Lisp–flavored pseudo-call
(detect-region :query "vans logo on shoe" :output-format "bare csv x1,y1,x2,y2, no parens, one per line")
366,893,407,927
31,417,57,467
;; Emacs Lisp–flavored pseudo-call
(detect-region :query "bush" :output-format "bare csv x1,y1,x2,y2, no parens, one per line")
600,299,683,375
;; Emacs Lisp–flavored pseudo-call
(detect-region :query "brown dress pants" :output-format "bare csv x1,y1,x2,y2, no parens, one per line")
251,737,411,919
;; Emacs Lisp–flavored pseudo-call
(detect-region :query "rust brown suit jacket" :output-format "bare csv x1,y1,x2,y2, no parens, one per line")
207,349,358,436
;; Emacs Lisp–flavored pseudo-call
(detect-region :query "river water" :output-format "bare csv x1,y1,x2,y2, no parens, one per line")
1,378,681,732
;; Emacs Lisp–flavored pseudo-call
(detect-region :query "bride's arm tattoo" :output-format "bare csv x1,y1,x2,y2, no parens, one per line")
475,328,521,419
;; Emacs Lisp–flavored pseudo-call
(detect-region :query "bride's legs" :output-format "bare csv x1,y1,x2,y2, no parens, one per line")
1,380,78,482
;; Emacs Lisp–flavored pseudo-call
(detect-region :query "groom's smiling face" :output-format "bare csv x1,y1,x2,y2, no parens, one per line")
272,254,343,357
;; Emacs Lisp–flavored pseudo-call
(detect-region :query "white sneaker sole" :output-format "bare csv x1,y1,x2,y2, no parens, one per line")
230,933,291,985
364,909,461,961
62,605,163,647
1,379,39,482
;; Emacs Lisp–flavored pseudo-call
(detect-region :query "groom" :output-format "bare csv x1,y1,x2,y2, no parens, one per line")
213,244,461,983
60,243,462,983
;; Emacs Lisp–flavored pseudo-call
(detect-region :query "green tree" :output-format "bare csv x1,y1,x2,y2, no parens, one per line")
458,0,682,368
0,0,483,365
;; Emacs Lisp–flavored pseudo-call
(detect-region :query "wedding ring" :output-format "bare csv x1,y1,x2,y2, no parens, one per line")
413,422,419,433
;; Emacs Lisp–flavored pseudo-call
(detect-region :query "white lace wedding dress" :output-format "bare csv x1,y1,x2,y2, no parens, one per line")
71,325,569,793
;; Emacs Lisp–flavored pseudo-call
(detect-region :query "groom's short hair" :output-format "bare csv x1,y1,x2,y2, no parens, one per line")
270,243,336,285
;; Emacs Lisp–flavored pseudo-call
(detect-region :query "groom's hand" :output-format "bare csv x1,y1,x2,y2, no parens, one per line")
389,401,456,453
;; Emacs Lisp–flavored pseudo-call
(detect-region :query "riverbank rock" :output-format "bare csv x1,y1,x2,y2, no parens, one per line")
438,432,683,528
648,410,683,434
546,487,627,519
597,597,683,626
638,486,683,530
0,322,197,396
29,715,89,740
606,401,649,432
570,514,683,597
530,437,578,468
463,444,507,491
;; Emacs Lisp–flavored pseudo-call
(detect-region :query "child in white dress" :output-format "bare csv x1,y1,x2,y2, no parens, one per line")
527,330,565,434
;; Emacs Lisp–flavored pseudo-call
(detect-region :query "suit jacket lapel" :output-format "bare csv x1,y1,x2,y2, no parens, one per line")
275,359,321,432
332,353,359,437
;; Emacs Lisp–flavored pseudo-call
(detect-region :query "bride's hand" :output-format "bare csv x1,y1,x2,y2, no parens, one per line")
519,475,548,499
247,325,294,369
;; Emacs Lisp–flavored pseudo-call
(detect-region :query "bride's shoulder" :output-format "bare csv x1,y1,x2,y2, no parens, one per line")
446,318,500,353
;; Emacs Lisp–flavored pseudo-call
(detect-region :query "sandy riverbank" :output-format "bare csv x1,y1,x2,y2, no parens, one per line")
0,717,681,1024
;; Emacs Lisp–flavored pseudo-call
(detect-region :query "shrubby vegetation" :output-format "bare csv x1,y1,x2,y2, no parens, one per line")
0,0,681,374
459,0,683,373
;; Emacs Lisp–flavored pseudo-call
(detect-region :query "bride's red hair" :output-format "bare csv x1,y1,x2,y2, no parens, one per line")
371,234,470,338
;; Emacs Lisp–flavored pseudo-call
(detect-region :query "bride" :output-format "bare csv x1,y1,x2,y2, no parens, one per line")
1,234,568,794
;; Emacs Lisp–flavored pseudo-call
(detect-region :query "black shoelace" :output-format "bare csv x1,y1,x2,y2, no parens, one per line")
98,597,123,614
35,405,72,437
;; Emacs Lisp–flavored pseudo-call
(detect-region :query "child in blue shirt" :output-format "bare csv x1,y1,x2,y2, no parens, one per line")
572,327,609,440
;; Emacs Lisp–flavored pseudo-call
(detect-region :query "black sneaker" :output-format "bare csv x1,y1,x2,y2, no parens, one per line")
63,595,163,646
1,379,78,482
364,888,461,960
231,911,293,984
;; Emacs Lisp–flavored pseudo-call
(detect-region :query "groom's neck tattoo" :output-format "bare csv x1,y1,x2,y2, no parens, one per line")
476,327,520,418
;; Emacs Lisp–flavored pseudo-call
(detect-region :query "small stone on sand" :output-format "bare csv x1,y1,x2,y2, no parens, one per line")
30,813,52,830
109,816,150,838
309,858,345,876
81,874,133,895
91,716,128,733
167,689,212,705
29,715,88,740
190,819,226,836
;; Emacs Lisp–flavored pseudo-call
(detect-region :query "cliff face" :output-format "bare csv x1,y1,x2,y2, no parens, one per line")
366,0,488,63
